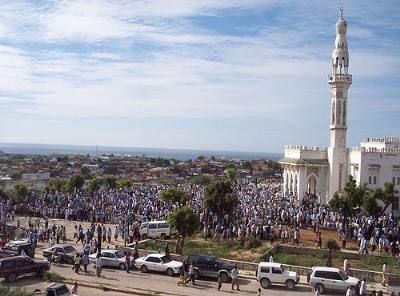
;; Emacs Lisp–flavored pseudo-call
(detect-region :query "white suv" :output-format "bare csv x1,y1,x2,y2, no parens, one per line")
257,262,299,289
308,267,359,294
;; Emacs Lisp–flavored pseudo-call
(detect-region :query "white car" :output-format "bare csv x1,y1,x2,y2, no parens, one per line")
134,253,182,276
257,262,299,289
89,250,132,270
308,266,359,294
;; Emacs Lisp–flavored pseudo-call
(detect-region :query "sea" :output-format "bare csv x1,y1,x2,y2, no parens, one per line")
0,143,282,161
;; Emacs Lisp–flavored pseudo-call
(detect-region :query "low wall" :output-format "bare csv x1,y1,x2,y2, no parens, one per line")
121,241,400,285
265,244,360,260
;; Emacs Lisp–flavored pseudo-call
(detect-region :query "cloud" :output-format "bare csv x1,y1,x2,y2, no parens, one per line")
0,1,398,151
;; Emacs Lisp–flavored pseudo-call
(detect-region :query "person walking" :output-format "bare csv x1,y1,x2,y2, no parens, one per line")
346,286,355,296
73,253,81,274
344,258,351,276
381,263,389,286
71,281,79,295
217,273,222,291
256,287,262,296
107,227,112,244
95,253,103,277
313,287,320,296
186,263,195,285
269,255,274,263
177,264,187,286
81,253,89,273
231,264,240,291
165,242,170,259
125,251,131,273
360,278,367,296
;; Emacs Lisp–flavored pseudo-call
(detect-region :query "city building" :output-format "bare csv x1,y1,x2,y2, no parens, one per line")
279,9,400,212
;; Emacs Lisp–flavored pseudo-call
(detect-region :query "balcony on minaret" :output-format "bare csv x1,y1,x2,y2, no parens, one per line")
328,73,352,84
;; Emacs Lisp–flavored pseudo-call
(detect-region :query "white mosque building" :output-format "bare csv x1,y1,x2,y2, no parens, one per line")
279,9,400,212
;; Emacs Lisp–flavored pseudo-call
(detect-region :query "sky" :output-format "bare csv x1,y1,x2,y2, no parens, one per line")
0,0,399,153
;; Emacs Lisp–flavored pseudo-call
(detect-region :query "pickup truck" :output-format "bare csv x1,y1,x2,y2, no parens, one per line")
33,283,71,296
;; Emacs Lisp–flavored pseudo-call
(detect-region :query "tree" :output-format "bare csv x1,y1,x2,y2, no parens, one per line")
188,175,212,185
13,183,29,203
362,190,381,217
0,188,8,201
362,182,398,216
205,180,238,221
80,167,91,179
117,179,132,189
161,188,188,205
168,206,200,254
225,168,236,183
382,182,397,213
329,176,366,228
242,161,253,170
325,239,340,267
68,175,85,191
104,176,116,189
44,178,67,194
200,166,211,174
88,177,102,192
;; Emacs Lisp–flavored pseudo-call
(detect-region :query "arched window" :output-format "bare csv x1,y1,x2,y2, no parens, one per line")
337,100,342,125
332,101,335,125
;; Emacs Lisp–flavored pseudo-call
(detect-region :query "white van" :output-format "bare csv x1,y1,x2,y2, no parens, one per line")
139,221,173,239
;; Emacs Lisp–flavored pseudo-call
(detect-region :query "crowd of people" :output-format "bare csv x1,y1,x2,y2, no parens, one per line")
1,179,399,259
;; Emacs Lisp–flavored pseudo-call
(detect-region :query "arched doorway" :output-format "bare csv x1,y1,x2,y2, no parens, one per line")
307,174,318,195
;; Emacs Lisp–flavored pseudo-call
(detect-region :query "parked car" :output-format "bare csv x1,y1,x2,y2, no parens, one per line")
33,283,71,296
308,266,359,294
135,253,182,276
0,255,50,282
43,244,77,265
257,262,299,289
2,240,35,258
187,254,235,283
139,221,174,239
89,249,133,270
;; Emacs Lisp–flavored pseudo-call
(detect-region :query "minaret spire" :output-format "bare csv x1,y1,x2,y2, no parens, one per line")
327,8,352,198
332,7,349,75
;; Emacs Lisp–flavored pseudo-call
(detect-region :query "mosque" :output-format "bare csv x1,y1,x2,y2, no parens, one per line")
279,9,400,212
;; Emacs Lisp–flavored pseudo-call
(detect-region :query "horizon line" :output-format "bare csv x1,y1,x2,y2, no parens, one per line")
0,141,282,157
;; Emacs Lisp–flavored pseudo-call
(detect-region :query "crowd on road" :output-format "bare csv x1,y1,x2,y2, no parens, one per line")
1,179,399,259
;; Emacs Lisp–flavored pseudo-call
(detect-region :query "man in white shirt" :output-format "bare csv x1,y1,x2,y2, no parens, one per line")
345,286,354,296
344,258,351,275
231,265,240,291
359,278,367,296
95,254,103,277
381,263,389,286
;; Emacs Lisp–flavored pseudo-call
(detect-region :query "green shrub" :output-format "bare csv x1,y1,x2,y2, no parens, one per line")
242,237,261,250
42,271,65,282
0,287,31,296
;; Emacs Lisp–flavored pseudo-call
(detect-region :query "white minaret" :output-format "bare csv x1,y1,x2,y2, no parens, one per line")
327,8,352,200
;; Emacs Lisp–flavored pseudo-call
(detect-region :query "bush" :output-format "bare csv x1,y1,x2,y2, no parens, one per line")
240,237,262,250
42,271,65,282
0,287,31,296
